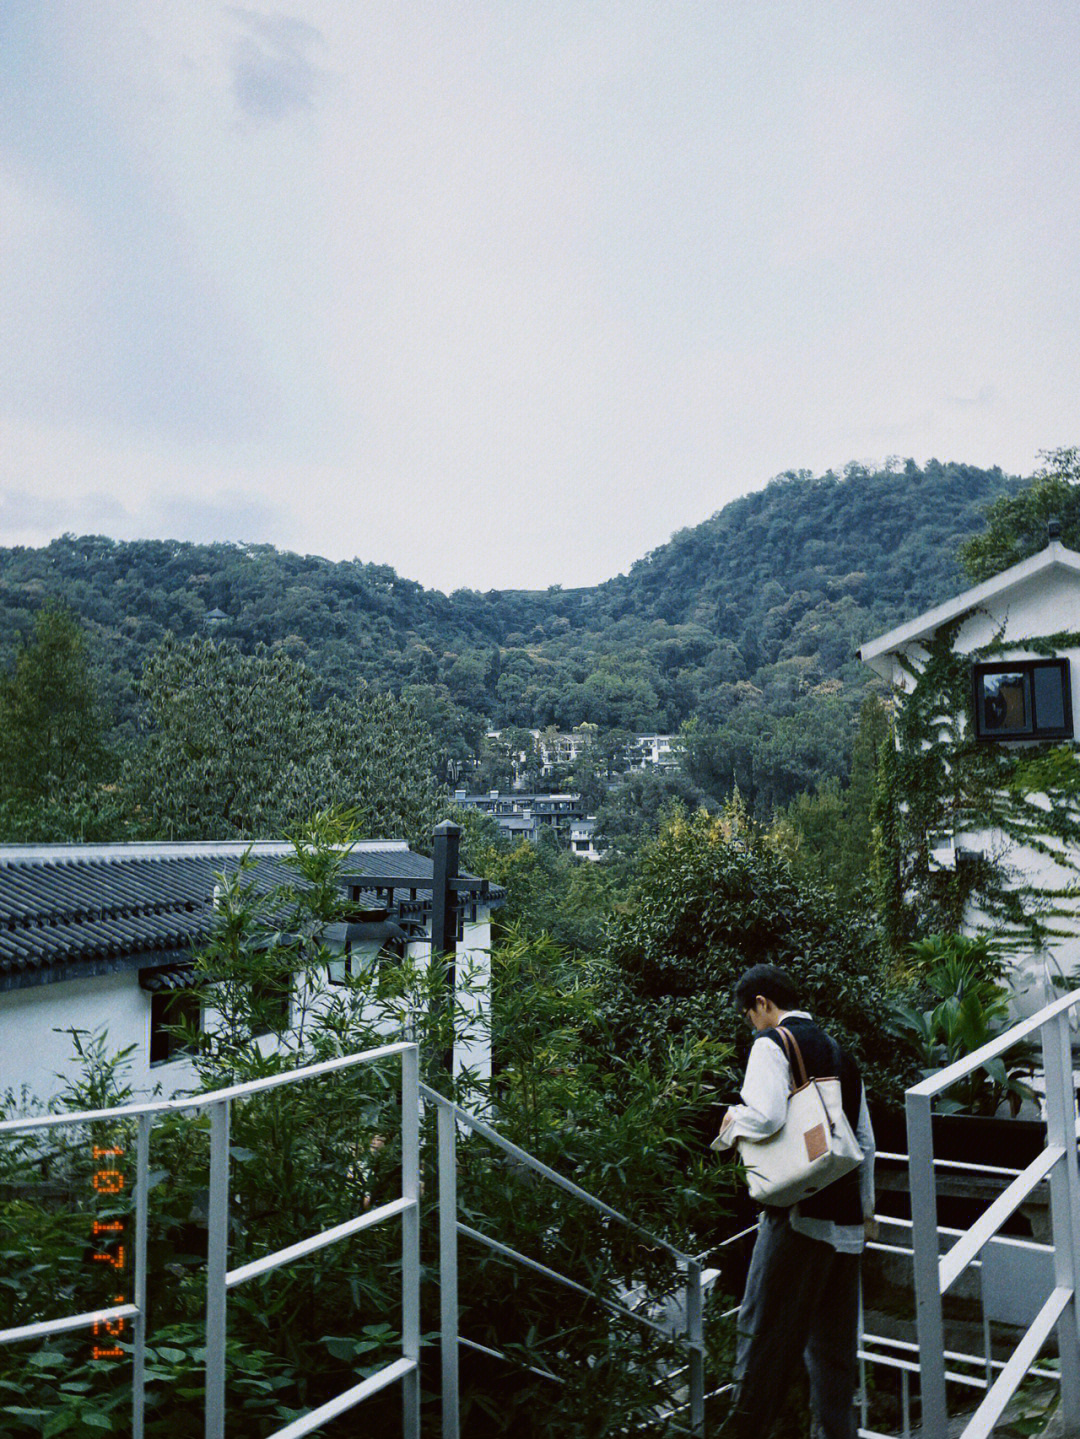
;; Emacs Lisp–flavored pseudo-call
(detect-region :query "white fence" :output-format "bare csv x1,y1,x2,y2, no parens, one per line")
0,1041,421,1439
6,993,1080,1438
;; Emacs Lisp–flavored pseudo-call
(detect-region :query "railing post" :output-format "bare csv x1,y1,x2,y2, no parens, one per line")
401,1046,421,1439
431,820,462,1075
133,1112,151,1439
1040,1008,1080,1426
205,1100,230,1439
906,1087,947,1436
438,1101,460,1439
686,1258,705,1437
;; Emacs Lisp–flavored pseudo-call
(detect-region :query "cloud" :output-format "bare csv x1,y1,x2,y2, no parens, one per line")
0,4,1077,591
229,9,328,122
150,490,281,543
0,418,291,554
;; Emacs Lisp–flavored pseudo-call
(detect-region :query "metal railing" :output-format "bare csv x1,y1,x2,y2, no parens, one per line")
907,986,1080,1439
420,1083,714,1438
0,1040,421,1439
858,1212,1061,1439
11,1008,1075,1439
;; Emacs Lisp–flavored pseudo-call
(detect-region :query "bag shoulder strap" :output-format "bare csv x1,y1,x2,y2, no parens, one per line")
772,1025,809,1090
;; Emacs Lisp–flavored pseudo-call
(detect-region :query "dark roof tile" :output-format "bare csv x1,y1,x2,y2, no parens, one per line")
0,844,501,986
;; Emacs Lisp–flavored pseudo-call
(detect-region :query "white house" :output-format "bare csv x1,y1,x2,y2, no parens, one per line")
0,838,501,1108
569,818,604,861
629,735,677,771
859,531,1080,1010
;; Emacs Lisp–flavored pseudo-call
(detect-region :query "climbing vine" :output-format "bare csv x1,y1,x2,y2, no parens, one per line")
873,616,1080,964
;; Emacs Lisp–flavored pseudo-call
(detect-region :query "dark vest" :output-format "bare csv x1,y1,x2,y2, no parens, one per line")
758,1015,864,1226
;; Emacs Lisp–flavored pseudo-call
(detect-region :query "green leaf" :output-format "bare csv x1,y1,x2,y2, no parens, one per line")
155,1346,189,1364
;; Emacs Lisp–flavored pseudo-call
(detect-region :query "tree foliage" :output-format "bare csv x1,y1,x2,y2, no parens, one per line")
0,463,1022,806
123,636,441,845
1,819,733,1438
0,604,118,840
769,697,890,904
959,447,1080,582
597,805,910,1105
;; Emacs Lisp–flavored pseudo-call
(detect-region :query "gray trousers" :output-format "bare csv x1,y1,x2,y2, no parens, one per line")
728,1210,861,1439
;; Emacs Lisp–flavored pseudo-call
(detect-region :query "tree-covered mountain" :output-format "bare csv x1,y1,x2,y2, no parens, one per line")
0,460,1021,789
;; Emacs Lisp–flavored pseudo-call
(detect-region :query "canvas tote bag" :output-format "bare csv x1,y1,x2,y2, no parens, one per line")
734,1026,863,1207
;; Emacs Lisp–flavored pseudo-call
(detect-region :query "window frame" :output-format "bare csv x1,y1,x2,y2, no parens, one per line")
971,657,1074,743
325,934,406,987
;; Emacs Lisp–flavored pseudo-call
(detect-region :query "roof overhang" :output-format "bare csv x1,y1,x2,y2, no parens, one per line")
858,542,1080,677
0,948,194,994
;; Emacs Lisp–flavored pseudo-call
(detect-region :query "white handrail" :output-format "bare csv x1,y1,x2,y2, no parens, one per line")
0,1040,417,1136
0,1041,421,1439
422,1083,708,1436
419,1083,689,1261
907,993,1080,1438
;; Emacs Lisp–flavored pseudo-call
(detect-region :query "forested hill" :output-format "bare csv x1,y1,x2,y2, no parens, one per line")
0,460,1021,757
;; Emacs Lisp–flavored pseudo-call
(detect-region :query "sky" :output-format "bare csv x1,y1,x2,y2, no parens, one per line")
1,3,1077,593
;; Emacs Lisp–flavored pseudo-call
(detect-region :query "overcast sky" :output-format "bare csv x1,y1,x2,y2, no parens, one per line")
1,3,1077,592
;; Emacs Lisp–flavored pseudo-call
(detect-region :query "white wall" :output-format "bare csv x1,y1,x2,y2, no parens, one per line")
455,916,492,1083
1,911,494,1112
0,970,199,1109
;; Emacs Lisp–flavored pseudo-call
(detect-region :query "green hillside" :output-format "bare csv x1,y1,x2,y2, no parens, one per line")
0,459,1022,798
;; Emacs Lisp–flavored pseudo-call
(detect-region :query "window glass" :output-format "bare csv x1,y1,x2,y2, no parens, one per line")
981,671,1031,735
1033,664,1067,731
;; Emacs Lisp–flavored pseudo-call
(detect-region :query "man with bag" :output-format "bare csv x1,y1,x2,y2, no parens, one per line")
713,964,876,1439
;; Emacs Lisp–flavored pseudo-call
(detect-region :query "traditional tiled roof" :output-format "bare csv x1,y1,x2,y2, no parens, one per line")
0,841,501,991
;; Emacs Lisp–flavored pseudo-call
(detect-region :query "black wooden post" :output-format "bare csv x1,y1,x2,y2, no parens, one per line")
431,820,461,1073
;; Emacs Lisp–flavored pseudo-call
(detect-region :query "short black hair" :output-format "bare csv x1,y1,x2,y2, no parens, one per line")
734,963,800,1012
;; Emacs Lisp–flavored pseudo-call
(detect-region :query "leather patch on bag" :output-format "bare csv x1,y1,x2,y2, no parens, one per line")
804,1124,828,1161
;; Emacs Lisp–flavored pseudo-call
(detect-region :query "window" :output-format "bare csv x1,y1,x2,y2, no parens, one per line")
326,935,405,986
972,659,1073,742
149,991,201,1066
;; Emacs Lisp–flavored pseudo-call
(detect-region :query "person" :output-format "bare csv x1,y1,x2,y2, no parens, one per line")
713,963,876,1439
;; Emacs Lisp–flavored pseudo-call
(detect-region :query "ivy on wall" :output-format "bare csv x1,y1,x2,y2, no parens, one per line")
873,617,1080,963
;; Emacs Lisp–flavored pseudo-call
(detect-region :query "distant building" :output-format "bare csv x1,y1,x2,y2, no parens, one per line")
627,734,678,770
485,729,680,785
569,817,603,861
454,790,592,847
0,839,502,1106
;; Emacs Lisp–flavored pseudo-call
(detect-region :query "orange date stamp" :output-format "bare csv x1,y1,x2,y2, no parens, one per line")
89,1145,126,1360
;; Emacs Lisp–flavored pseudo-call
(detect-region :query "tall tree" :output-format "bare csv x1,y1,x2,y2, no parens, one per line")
124,636,441,843
770,695,890,906
0,604,110,812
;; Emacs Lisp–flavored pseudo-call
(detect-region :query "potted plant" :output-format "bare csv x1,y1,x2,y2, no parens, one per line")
886,933,1044,1171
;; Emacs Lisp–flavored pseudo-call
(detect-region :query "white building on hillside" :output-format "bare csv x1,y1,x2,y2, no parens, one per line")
859,530,1080,1011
